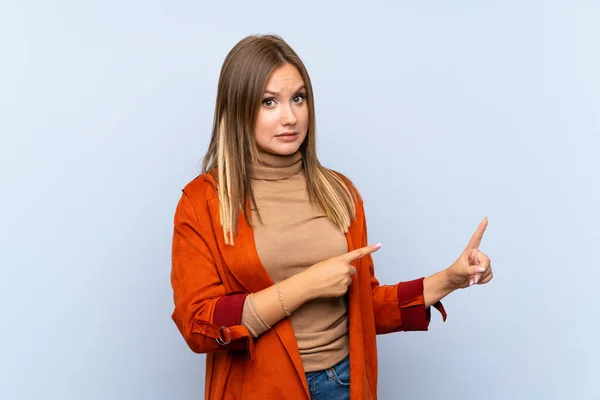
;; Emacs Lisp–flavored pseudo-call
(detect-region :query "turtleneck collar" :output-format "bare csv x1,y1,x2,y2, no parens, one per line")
250,148,303,180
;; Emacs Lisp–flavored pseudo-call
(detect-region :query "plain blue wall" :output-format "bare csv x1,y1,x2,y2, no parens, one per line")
1,1,599,399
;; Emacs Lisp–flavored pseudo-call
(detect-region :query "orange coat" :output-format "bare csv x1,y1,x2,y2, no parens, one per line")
170,173,446,399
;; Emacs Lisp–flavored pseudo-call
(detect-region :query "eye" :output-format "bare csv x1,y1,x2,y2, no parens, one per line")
262,98,276,108
293,94,305,104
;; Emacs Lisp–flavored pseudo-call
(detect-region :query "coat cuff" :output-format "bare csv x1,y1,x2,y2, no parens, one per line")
397,278,447,331
213,292,250,351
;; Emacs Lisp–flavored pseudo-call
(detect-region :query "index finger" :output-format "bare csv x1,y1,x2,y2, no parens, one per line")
340,243,382,263
465,217,488,250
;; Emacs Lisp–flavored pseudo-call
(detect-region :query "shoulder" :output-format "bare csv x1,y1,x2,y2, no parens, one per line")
326,169,368,239
174,172,219,222
181,172,219,203
326,168,364,205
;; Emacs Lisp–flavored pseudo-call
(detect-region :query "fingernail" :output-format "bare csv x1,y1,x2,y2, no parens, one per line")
374,243,382,249
476,267,486,273
469,278,474,286
474,275,480,284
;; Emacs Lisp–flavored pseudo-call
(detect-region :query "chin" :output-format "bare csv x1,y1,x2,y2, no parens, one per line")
262,140,304,156
271,146,301,156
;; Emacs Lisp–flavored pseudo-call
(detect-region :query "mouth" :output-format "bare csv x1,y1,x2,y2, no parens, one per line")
275,132,298,137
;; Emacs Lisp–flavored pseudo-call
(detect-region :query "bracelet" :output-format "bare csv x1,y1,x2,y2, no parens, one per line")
275,281,292,317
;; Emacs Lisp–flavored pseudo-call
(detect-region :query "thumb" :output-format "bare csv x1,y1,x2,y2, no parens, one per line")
466,249,486,275
341,243,382,263
467,248,480,265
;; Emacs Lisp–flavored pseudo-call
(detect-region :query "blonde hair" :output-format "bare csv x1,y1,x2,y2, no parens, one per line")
202,34,356,245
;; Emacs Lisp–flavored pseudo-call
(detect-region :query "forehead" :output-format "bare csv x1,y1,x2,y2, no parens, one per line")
264,64,304,91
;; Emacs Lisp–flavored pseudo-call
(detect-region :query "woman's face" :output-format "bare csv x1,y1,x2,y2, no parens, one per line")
254,63,308,156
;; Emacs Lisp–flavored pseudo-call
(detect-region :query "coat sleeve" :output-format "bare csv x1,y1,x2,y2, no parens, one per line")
357,201,447,334
170,191,255,357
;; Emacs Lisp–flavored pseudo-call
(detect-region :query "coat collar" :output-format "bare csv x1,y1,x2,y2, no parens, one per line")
207,197,274,293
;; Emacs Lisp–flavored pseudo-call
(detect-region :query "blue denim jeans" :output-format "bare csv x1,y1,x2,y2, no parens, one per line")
305,355,350,400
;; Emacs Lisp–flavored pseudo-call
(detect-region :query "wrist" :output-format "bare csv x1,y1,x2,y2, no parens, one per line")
288,271,318,302
443,266,462,291
423,268,458,308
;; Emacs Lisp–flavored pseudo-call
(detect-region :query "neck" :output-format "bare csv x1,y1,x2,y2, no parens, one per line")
250,148,303,180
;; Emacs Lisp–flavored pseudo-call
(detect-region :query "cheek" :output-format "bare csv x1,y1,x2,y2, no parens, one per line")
299,107,309,131
254,111,276,144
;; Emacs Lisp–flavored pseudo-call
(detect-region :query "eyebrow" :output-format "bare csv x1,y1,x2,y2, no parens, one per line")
264,85,306,95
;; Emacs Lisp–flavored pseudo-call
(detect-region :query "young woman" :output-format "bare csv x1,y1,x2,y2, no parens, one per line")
170,34,493,400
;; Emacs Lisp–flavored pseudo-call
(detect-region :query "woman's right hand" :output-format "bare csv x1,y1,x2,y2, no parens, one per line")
302,244,382,299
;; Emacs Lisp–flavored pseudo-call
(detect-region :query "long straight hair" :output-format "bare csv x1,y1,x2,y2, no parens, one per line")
202,34,356,245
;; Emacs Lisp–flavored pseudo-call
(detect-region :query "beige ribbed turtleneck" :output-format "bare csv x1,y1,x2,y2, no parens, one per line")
240,149,350,373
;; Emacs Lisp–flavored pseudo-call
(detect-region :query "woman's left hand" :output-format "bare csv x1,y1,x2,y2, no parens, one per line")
446,217,494,288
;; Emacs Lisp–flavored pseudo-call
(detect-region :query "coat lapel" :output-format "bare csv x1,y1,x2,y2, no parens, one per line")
207,197,273,293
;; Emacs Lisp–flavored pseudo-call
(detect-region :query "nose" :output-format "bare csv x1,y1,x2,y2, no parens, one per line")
280,103,297,126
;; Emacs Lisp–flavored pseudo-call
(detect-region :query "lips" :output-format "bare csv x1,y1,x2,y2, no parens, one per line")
274,132,299,142
276,132,298,137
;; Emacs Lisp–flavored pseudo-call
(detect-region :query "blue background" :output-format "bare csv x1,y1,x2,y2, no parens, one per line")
1,1,598,399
